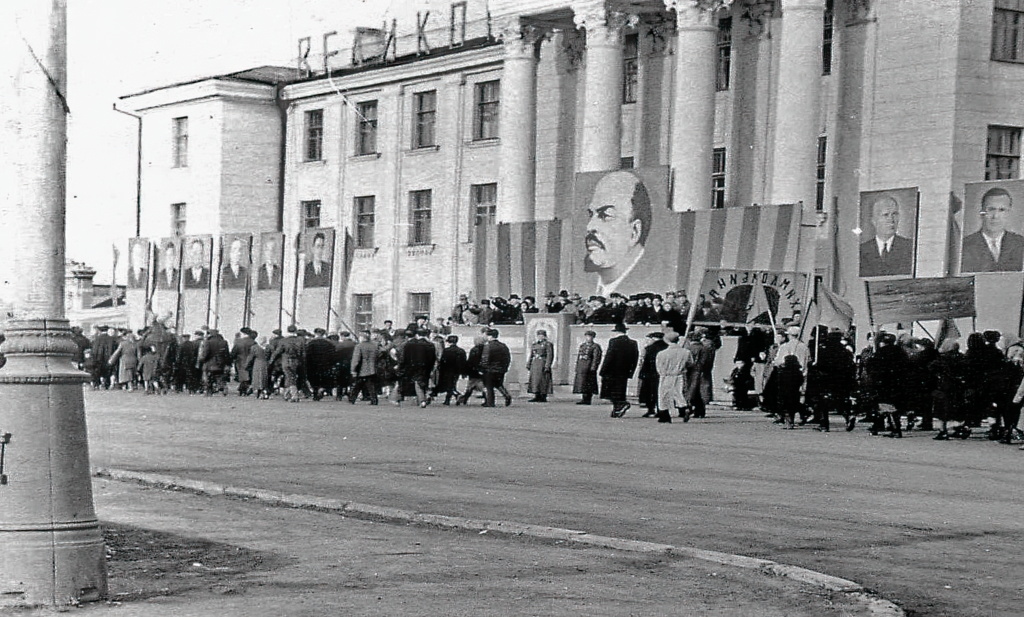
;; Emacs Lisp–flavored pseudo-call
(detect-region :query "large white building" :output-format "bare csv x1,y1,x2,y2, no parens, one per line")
120,0,1024,336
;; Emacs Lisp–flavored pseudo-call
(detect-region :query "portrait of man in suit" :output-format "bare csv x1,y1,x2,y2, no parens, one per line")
303,230,333,288
257,234,282,291
961,186,1024,273
859,193,915,278
128,238,149,289
582,170,652,297
157,241,180,291
183,237,211,290
220,236,249,289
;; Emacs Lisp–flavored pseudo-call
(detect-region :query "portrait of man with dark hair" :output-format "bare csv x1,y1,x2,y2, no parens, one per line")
221,236,249,289
961,186,1024,272
183,237,211,290
583,170,652,296
257,234,282,290
157,240,180,291
128,238,149,289
303,230,333,288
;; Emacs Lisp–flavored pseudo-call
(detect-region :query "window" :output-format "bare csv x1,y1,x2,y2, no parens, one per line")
822,0,834,75
409,292,432,322
623,33,639,103
409,190,432,245
993,0,1024,62
620,157,634,169
471,183,497,226
986,125,1022,180
711,148,726,210
413,90,437,148
716,18,732,91
172,117,188,168
474,80,500,140
354,294,374,333
355,196,376,248
171,203,187,236
356,100,378,155
302,200,322,228
816,136,827,211
305,109,324,161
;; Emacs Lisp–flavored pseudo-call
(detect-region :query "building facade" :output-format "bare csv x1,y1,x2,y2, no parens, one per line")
120,0,1024,336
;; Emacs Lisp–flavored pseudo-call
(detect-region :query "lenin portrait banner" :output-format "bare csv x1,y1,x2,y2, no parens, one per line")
218,233,252,339
567,166,677,297
251,232,284,338
126,237,150,329
960,179,1024,273
180,234,213,334
858,187,919,278
153,237,182,327
296,227,335,330
693,269,810,327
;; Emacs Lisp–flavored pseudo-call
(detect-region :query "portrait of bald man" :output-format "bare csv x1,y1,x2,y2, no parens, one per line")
859,193,915,277
582,170,653,296
961,186,1024,273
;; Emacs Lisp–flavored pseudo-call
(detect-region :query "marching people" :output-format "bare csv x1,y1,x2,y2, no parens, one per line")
348,331,379,405
600,322,639,418
402,329,437,408
804,330,856,432
655,330,693,423
637,331,668,417
684,331,710,419
480,328,513,407
526,329,555,403
138,345,162,394
248,334,271,399
231,328,256,396
437,334,466,405
108,330,140,391
92,325,116,389
572,330,602,405
456,331,488,406
776,355,805,429
306,328,336,401
334,331,357,401
197,329,231,396
270,325,304,402
863,332,910,438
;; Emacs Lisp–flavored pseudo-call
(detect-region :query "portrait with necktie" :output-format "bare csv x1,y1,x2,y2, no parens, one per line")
961,183,1024,273
858,188,917,278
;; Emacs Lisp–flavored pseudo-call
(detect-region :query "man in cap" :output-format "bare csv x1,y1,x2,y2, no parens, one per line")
349,331,379,405
480,328,513,407
334,331,357,401
637,331,668,417
526,329,555,403
600,322,639,417
402,328,439,407
573,330,603,405
91,325,116,389
197,329,230,395
306,327,336,400
231,327,257,396
270,325,305,402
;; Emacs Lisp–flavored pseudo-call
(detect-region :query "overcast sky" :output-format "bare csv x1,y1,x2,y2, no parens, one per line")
66,0,449,283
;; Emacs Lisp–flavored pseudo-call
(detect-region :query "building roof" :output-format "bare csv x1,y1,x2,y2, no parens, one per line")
120,65,302,100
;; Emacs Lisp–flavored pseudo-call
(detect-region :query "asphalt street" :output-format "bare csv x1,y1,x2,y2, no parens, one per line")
85,389,1024,616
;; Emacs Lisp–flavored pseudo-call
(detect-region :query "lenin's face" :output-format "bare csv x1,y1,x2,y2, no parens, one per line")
584,173,643,273
981,193,1012,236
871,198,900,240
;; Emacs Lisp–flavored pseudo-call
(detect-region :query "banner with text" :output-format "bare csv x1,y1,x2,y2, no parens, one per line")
693,269,810,327
865,276,976,326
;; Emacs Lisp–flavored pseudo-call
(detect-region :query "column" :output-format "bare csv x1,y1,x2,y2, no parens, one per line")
0,1,108,606
497,19,543,223
665,0,730,211
574,1,632,172
769,0,826,211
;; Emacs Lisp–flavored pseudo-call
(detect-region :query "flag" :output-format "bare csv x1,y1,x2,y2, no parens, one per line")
806,285,854,332
745,283,773,325
474,220,561,299
946,192,963,276
936,317,961,349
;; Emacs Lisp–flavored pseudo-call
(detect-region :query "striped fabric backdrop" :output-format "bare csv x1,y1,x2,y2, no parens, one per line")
676,203,804,296
474,220,563,299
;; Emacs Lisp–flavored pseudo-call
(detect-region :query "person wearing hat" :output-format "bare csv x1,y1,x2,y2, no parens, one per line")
197,327,230,396
452,294,471,325
526,329,555,403
333,331,357,401
773,326,810,373
266,328,285,393
437,334,467,405
637,331,668,417
91,325,116,389
600,322,639,417
400,328,438,407
573,330,603,405
544,292,564,314
270,325,305,402
231,327,257,396
246,333,271,399
480,328,513,407
656,330,694,423
306,327,336,401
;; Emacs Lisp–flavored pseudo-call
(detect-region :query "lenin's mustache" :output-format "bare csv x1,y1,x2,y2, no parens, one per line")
585,232,605,251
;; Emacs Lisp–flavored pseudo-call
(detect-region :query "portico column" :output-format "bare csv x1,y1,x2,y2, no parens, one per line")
574,1,632,172
497,19,543,223
665,0,732,211
769,0,825,211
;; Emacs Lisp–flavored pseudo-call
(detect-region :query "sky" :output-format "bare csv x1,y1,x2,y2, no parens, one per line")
65,0,449,284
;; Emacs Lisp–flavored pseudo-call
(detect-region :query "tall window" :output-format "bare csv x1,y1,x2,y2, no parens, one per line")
471,183,497,226
356,100,378,155
354,196,376,248
171,203,187,236
353,294,374,333
822,0,834,75
623,33,639,103
816,136,828,211
302,200,322,228
711,148,726,210
409,292,432,322
986,126,1022,180
413,90,437,148
305,109,324,161
716,18,732,91
172,117,188,168
409,190,432,245
993,0,1024,62
474,80,500,140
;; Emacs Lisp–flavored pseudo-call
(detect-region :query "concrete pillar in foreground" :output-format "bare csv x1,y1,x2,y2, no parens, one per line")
497,18,544,224
0,0,108,607
769,0,825,211
666,0,731,212
573,0,633,173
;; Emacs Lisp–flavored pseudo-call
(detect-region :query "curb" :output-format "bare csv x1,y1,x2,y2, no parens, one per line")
94,468,904,617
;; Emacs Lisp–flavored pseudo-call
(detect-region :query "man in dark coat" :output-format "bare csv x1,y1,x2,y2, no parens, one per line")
267,328,284,392
685,330,712,419
480,328,513,407
91,325,116,389
197,329,230,396
437,335,467,405
456,334,488,406
573,330,603,405
961,187,1024,272
305,328,337,400
270,325,304,402
401,329,438,407
231,328,257,396
176,332,201,393
600,322,639,417
526,329,555,402
334,332,357,401
637,331,668,417
348,331,379,405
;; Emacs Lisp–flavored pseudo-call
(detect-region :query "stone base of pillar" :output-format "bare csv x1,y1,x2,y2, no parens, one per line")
0,319,108,607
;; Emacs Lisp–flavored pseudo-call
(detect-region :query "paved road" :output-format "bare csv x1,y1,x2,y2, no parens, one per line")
86,390,1024,616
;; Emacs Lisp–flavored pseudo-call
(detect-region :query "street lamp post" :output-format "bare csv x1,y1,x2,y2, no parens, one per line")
0,0,108,606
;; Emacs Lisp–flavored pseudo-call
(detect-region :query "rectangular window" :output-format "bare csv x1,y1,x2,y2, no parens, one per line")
471,183,498,226
353,294,374,333
413,90,437,148
716,18,732,91
356,100,378,155
304,109,324,161
711,148,726,210
409,292,432,322
623,33,639,103
474,80,500,140
172,117,188,168
409,189,432,245
822,0,834,75
302,200,322,228
354,195,376,248
816,136,828,211
986,125,1022,180
993,0,1024,62
620,157,634,169
171,202,187,236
